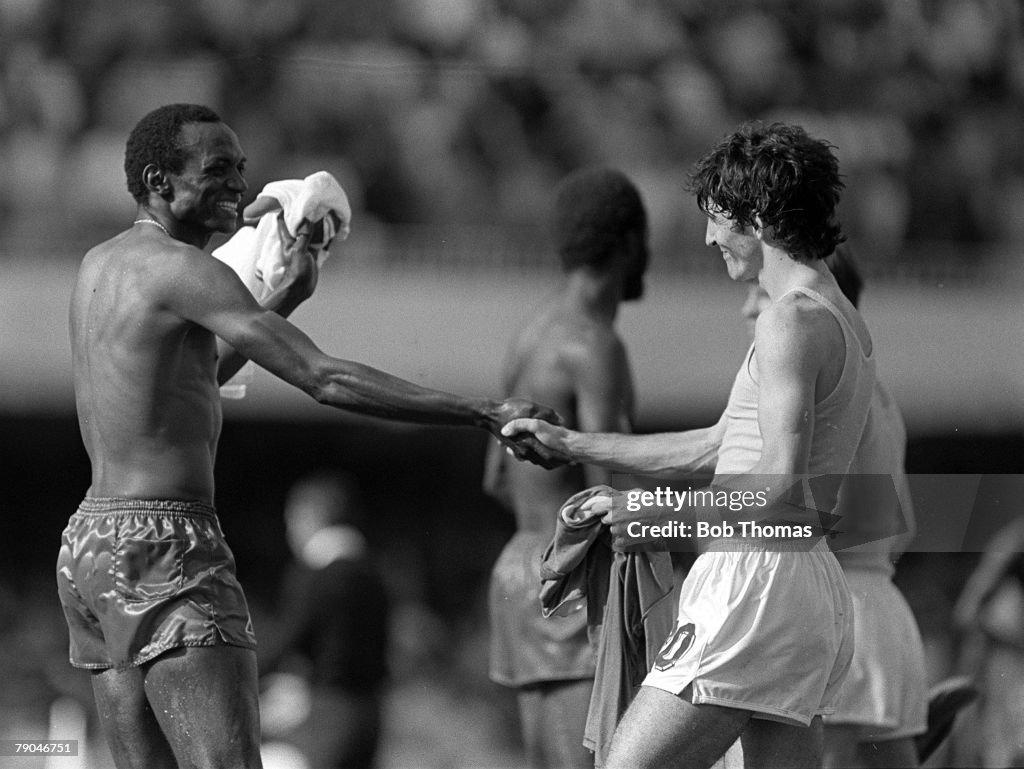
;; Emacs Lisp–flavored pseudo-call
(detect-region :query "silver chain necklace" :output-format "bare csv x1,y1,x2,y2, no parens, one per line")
133,218,171,237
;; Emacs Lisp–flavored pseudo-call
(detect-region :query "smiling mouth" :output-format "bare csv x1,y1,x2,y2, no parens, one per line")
216,201,239,215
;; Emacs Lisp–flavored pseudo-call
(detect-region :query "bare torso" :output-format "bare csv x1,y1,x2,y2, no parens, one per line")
499,297,635,535
71,228,224,503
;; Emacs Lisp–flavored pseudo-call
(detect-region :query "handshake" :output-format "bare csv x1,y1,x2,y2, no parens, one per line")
491,400,574,470
495,410,667,549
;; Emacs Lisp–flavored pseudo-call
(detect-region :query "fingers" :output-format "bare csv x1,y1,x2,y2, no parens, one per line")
501,418,539,438
276,213,312,252
579,494,612,515
242,195,282,223
503,434,569,470
529,404,564,426
512,434,558,467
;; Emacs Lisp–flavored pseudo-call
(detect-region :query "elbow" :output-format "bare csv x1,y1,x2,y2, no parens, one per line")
309,374,338,406
303,358,334,404
305,361,360,410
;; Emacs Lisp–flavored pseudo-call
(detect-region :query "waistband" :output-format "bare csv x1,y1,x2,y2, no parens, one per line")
77,497,217,520
703,536,828,553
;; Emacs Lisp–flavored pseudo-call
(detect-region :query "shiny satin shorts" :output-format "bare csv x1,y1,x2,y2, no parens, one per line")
56,498,257,670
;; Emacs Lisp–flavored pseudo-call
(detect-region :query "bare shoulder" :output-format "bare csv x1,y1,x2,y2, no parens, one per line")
510,304,619,366
83,230,206,284
504,306,626,402
143,235,253,309
753,292,831,367
755,292,823,340
76,231,254,335
559,311,624,360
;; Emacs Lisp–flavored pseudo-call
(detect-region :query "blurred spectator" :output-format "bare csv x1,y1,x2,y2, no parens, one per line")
259,471,390,769
1,0,1023,268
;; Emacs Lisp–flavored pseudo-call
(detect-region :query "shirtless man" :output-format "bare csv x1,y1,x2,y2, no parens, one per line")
504,121,875,768
57,103,561,769
484,168,648,769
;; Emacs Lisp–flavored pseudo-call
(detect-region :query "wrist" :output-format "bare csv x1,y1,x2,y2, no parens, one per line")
262,280,304,318
475,398,502,432
564,429,586,460
274,294,302,318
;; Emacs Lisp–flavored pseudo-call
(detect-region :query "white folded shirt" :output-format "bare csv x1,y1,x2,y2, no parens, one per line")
213,170,352,397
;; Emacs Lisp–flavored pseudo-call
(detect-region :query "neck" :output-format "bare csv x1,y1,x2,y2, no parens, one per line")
135,206,213,249
562,268,620,323
758,246,826,300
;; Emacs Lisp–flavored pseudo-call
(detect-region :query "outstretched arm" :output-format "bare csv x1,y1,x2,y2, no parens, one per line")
168,243,565,466
501,416,724,479
535,301,843,546
565,306,824,546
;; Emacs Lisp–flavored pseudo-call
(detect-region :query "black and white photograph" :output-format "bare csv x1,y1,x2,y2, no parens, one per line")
0,1,1021,768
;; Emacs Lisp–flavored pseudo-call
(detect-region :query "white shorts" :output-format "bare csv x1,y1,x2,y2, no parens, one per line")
824,567,927,738
642,539,854,727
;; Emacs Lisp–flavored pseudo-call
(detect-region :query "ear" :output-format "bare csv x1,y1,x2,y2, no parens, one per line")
142,164,171,198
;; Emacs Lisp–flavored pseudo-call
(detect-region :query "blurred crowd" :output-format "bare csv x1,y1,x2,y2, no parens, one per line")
2,0,1024,268
1,2,1020,766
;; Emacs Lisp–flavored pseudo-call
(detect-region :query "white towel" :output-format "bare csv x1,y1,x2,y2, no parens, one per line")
214,171,352,397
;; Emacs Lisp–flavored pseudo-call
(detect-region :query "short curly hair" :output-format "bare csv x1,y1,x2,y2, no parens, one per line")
688,121,845,261
124,103,223,203
552,167,647,272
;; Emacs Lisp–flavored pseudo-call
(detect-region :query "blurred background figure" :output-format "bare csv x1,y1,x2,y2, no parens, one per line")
484,167,648,769
949,515,1024,768
816,248,929,769
259,470,391,769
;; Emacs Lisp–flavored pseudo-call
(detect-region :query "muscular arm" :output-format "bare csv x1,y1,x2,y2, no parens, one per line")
215,285,309,385
593,302,827,542
169,247,556,441
502,304,820,484
216,216,317,385
711,301,820,516
572,420,723,479
733,302,815,478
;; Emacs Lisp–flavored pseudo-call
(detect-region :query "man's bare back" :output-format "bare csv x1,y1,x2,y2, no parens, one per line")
484,166,649,769
499,299,635,536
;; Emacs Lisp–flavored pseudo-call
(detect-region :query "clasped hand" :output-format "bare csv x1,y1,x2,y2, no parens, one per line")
493,399,572,470
567,485,677,551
